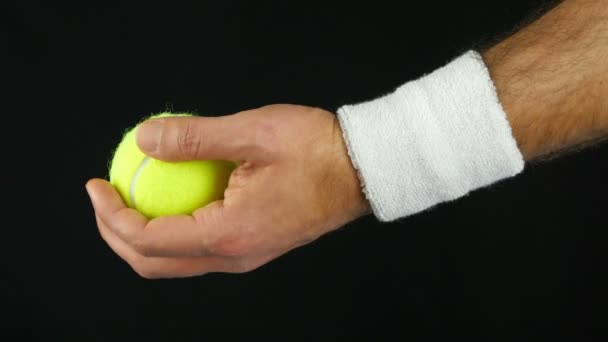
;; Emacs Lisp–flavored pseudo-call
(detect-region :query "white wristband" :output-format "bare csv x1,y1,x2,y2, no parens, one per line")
337,50,525,222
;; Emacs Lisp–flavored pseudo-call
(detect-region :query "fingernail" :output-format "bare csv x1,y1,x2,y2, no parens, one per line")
137,120,164,153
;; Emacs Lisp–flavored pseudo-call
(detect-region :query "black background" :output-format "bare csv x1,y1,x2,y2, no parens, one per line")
4,1,607,340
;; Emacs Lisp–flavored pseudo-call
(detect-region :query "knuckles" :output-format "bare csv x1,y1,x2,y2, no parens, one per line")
133,265,160,279
226,257,258,274
176,122,202,159
130,234,156,258
126,254,162,279
250,118,280,158
203,216,260,258
211,236,254,258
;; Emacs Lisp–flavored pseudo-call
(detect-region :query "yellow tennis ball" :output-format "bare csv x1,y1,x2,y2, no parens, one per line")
109,112,236,219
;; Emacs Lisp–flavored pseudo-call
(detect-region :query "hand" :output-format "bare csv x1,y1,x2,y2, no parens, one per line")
86,104,371,279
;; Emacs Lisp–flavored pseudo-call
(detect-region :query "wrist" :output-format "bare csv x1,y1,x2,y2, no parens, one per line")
336,51,524,222
331,114,372,220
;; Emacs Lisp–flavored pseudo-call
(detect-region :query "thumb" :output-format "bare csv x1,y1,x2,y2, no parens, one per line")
135,114,254,162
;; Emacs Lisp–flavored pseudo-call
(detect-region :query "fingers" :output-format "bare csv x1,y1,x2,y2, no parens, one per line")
89,181,284,277
135,113,263,163
86,178,148,235
86,178,228,258
95,214,227,279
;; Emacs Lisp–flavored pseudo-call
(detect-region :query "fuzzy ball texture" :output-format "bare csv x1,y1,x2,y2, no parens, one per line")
109,113,235,219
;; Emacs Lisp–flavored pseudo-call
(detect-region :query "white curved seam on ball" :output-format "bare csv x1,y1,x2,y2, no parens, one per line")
130,156,150,209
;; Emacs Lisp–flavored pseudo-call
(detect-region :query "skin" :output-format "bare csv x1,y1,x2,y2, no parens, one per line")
86,0,608,278
482,0,608,161
87,105,370,278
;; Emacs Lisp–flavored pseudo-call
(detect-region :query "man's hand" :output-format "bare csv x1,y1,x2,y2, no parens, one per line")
86,104,370,278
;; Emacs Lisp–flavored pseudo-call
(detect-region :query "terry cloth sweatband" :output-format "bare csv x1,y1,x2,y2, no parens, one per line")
336,50,525,222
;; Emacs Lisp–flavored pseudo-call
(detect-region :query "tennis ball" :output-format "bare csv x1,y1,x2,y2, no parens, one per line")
109,112,236,219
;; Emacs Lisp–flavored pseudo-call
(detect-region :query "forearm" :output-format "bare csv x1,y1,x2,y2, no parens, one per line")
482,0,608,161
335,0,607,222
